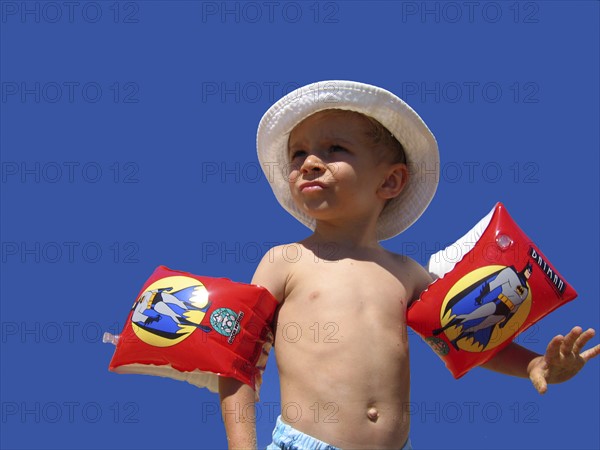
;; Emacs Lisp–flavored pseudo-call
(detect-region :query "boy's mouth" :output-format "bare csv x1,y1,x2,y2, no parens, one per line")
299,181,326,192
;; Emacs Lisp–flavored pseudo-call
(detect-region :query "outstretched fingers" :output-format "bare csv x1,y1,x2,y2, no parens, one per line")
571,328,594,354
580,344,600,362
530,327,599,394
578,328,600,362
545,334,564,363
560,326,583,355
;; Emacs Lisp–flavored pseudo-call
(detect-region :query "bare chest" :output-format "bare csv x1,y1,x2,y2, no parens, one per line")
282,258,410,327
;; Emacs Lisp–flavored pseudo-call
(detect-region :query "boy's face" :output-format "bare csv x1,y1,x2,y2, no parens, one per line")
287,109,407,225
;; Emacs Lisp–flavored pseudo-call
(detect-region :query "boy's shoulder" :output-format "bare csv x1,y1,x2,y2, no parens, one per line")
251,242,301,303
259,242,307,266
383,249,435,300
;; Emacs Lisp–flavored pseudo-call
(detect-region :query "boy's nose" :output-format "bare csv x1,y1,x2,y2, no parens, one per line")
300,154,325,174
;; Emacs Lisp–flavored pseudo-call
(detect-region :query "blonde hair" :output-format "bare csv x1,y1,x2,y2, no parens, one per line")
362,115,407,165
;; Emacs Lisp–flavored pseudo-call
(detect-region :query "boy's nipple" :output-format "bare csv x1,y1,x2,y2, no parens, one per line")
366,407,379,422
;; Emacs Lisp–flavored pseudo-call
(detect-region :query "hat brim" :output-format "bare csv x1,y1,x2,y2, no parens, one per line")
256,80,439,241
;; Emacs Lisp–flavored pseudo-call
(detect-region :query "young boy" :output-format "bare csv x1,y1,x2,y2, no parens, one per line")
219,80,599,450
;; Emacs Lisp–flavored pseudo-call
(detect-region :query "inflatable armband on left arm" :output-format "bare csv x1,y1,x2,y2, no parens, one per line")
106,266,278,400
407,203,578,379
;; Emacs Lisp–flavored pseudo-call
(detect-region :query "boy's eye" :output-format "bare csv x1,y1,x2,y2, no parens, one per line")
290,150,307,160
329,145,347,153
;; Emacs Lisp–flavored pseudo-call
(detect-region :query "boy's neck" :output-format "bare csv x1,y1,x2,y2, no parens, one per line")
304,218,383,254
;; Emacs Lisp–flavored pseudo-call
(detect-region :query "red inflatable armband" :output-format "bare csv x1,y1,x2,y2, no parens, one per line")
407,203,577,379
107,266,278,398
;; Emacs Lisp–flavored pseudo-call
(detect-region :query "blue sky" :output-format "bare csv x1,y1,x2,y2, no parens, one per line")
1,1,598,449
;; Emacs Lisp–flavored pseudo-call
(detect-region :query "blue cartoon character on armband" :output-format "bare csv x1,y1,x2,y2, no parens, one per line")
433,263,533,351
131,286,212,341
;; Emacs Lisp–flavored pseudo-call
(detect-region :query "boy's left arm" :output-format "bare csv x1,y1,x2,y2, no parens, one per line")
481,326,600,394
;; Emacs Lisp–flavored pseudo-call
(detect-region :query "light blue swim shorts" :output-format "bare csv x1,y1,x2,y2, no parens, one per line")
266,416,412,450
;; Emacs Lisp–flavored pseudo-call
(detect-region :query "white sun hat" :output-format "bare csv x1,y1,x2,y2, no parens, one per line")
256,80,439,241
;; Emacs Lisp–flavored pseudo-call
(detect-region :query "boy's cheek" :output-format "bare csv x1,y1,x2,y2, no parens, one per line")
287,170,301,185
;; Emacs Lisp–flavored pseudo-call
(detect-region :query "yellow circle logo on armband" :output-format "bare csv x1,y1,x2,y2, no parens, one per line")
130,276,211,347
435,265,532,353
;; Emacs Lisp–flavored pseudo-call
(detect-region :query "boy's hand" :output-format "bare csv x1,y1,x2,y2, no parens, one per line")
528,326,600,394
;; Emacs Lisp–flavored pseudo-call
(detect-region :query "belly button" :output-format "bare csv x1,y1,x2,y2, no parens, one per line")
367,407,379,422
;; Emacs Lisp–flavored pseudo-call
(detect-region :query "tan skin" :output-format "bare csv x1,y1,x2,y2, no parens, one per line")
219,110,600,449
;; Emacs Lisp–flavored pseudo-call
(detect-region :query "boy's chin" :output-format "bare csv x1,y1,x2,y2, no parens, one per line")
295,199,334,216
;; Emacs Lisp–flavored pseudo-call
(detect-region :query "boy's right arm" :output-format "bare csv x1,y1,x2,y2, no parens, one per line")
219,376,258,450
219,246,287,449
251,245,288,302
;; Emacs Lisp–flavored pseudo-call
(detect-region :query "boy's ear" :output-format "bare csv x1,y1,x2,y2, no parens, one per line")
378,163,409,200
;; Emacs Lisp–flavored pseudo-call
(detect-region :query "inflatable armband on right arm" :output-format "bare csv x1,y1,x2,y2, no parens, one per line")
106,266,278,400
